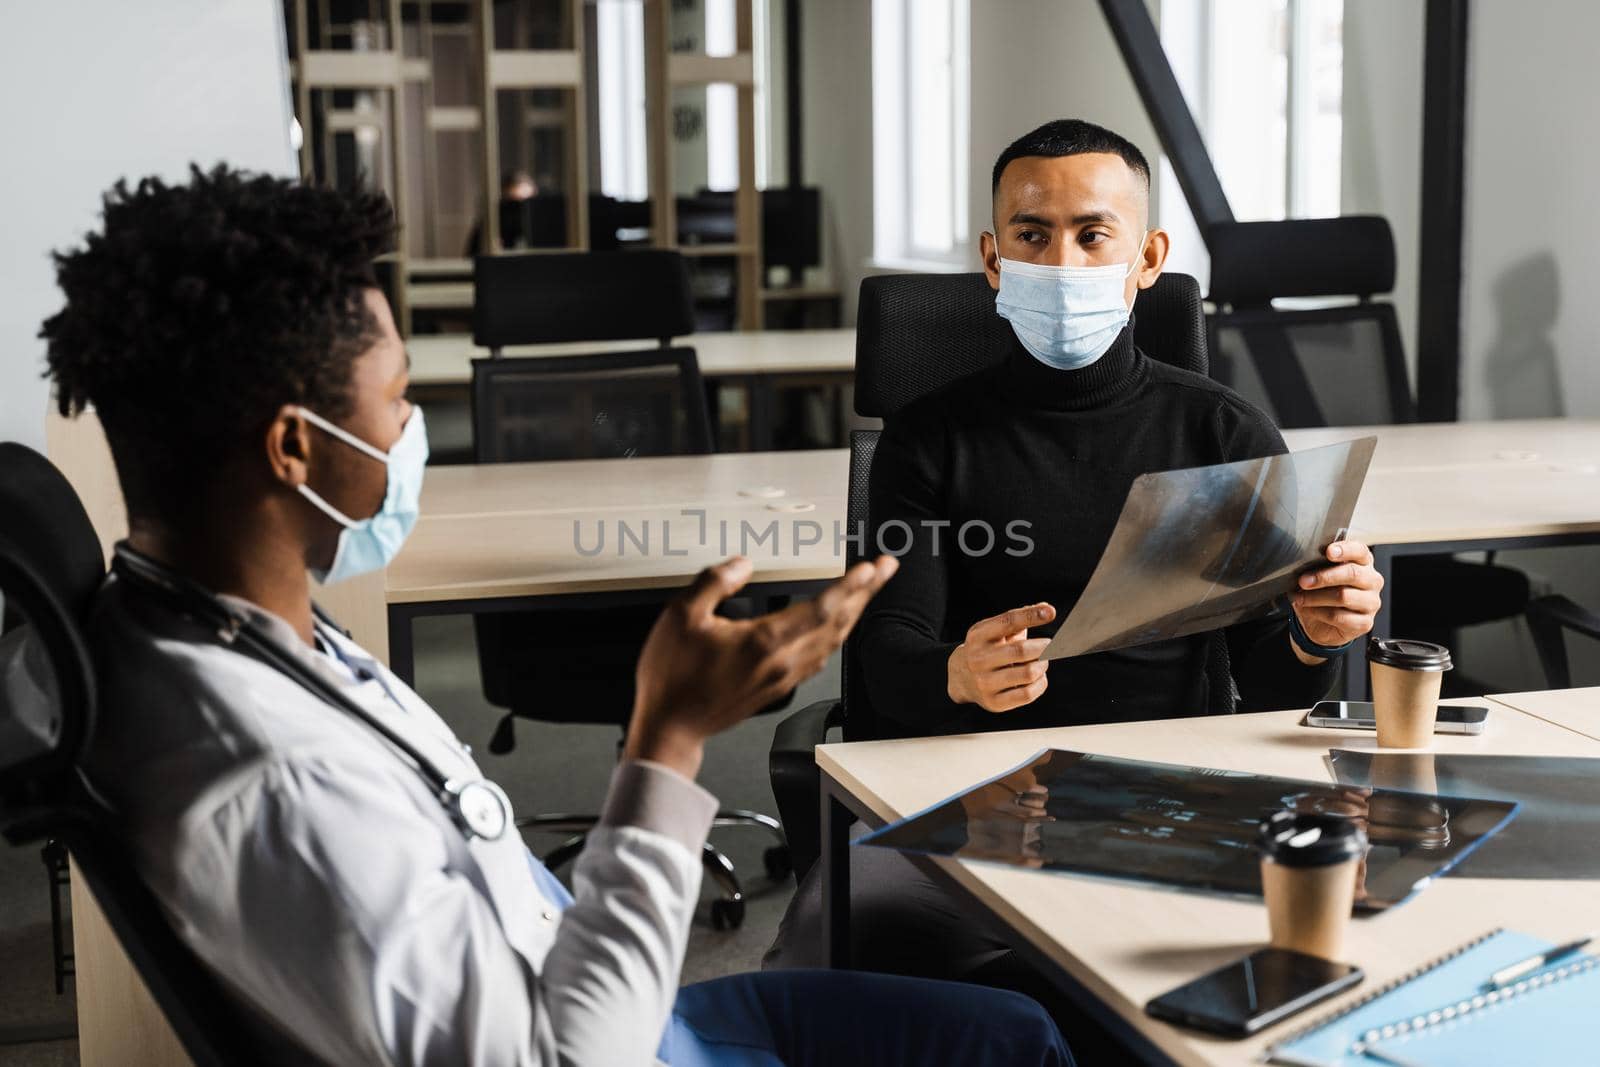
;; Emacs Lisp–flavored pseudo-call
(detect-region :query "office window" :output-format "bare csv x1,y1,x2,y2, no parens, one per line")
597,0,648,200
596,0,774,199
1159,0,1343,278
703,0,738,192
872,0,970,269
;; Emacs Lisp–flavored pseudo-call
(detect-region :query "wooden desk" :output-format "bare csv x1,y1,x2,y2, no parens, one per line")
1488,687,1600,742
406,280,474,311
318,449,852,682
816,703,1600,1067
340,420,1600,686
1282,418,1600,472
405,328,854,384
1282,421,1600,699
406,257,473,279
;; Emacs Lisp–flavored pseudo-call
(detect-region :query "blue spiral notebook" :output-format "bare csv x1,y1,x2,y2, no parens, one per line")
1266,928,1581,1066
1356,955,1600,1066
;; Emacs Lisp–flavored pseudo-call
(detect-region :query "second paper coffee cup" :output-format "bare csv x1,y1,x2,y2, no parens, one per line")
1258,810,1366,960
1367,637,1453,748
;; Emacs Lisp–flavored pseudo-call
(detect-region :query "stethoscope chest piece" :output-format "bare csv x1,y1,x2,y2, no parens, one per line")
447,778,513,841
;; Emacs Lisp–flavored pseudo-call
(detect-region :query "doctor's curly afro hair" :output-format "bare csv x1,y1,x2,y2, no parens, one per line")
40,163,395,524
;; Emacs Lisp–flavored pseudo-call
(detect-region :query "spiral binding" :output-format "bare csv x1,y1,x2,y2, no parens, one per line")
1349,954,1599,1054
1267,927,1505,1056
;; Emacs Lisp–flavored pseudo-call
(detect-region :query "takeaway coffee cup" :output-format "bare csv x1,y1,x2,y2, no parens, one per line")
1258,811,1366,960
1367,637,1454,748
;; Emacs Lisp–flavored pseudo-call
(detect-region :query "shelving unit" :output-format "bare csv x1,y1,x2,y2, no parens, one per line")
644,0,763,330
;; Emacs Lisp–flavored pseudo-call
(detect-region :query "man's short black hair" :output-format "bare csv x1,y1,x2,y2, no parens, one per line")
41,164,394,524
991,118,1151,195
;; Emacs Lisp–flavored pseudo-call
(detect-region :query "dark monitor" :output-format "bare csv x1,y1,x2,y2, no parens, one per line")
499,196,569,250
675,187,822,271
761,186,821,272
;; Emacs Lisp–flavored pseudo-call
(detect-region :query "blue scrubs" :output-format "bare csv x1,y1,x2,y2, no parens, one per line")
526,853,1072,1066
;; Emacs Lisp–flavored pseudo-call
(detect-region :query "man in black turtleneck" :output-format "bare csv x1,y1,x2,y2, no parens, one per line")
766,120,1384,1035
861,118,1382,735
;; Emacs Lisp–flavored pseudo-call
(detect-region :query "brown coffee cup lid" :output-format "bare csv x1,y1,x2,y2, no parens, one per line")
1258,811,1366,867
1366,636,1453,672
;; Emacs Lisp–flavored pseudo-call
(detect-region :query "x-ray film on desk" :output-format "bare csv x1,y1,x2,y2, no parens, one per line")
1044,438,1378,660
857,749,1518,911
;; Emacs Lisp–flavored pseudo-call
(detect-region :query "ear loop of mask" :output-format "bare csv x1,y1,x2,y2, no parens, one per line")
295,406,389,529
1125,230,1152,279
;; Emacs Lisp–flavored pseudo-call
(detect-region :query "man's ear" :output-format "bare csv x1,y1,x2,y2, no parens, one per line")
265,404,313,489
1134,228,1170,290
980,231,1001,290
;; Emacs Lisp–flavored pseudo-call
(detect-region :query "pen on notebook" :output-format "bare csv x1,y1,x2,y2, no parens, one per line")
1484,934,1594,989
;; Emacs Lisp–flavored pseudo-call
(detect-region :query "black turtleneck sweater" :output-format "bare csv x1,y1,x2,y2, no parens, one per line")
857,324,1339,738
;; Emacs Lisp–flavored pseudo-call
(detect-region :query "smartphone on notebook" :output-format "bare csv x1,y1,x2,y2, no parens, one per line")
1305,700,1489,735
1145,948,1363,1037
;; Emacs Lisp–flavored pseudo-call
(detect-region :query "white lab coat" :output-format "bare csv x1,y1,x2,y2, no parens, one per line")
81,577,717,1066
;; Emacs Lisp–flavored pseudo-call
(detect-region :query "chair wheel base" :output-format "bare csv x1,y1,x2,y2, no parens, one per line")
762,845,793,880
710,898,746,931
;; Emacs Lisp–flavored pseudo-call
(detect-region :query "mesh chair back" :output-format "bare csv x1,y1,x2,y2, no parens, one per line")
473,249,694,350
1205,216,1413,428
838,430,880,740
1208,303,1414,427
471,349,714,463
854,271,1207,418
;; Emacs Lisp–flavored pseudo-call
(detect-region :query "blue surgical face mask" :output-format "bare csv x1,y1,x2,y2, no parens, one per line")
994,234,1149,370
296,406,429,584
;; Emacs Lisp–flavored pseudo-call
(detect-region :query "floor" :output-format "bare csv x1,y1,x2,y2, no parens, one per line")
0,613,826,1065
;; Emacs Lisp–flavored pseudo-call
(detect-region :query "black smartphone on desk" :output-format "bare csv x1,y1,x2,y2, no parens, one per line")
1145,948,1363,1037
1305,700,1489,734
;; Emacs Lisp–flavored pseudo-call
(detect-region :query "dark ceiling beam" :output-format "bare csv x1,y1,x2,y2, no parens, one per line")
1415,0,1470,423
1097,0,1234,235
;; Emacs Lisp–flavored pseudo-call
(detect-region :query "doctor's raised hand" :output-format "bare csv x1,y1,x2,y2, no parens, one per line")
1290,539,1384,660
626,554,899,779
947,602,1057,712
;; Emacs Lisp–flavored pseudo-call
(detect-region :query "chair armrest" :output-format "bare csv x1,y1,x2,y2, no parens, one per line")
768,699,844,885
1528,595,1600,639
1526,595,1600,690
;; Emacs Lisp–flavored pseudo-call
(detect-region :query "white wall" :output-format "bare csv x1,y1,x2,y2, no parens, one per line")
1461,2,1597,422
1341,0,1424,387
799,0,1159,325
1336,1,1600,688
967,0,1162,264
0,1,296,453
801,0,875,323
1454,0,1600,688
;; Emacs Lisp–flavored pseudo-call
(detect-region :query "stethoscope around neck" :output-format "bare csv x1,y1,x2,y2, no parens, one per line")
111,544,512,842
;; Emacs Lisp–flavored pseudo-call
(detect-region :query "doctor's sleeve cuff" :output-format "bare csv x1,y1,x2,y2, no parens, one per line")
600,760,719,854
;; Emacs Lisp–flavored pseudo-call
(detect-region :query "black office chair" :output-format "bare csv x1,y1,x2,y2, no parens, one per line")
0,443,325,1065
473,247,694,357
1526,596,1600,689
1206,217,1531,675
768,271,1221,883
470,259,790,928
471,349,713,462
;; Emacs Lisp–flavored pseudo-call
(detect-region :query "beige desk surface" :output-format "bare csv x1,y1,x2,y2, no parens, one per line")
1488,687,1600,742
389,450,849,603
390,421,1600,605
1281,418,1600,472
407,257,473,277
405,328,855,385
817,704,1600,1067
407,281,475,310
1344,462,1600,546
